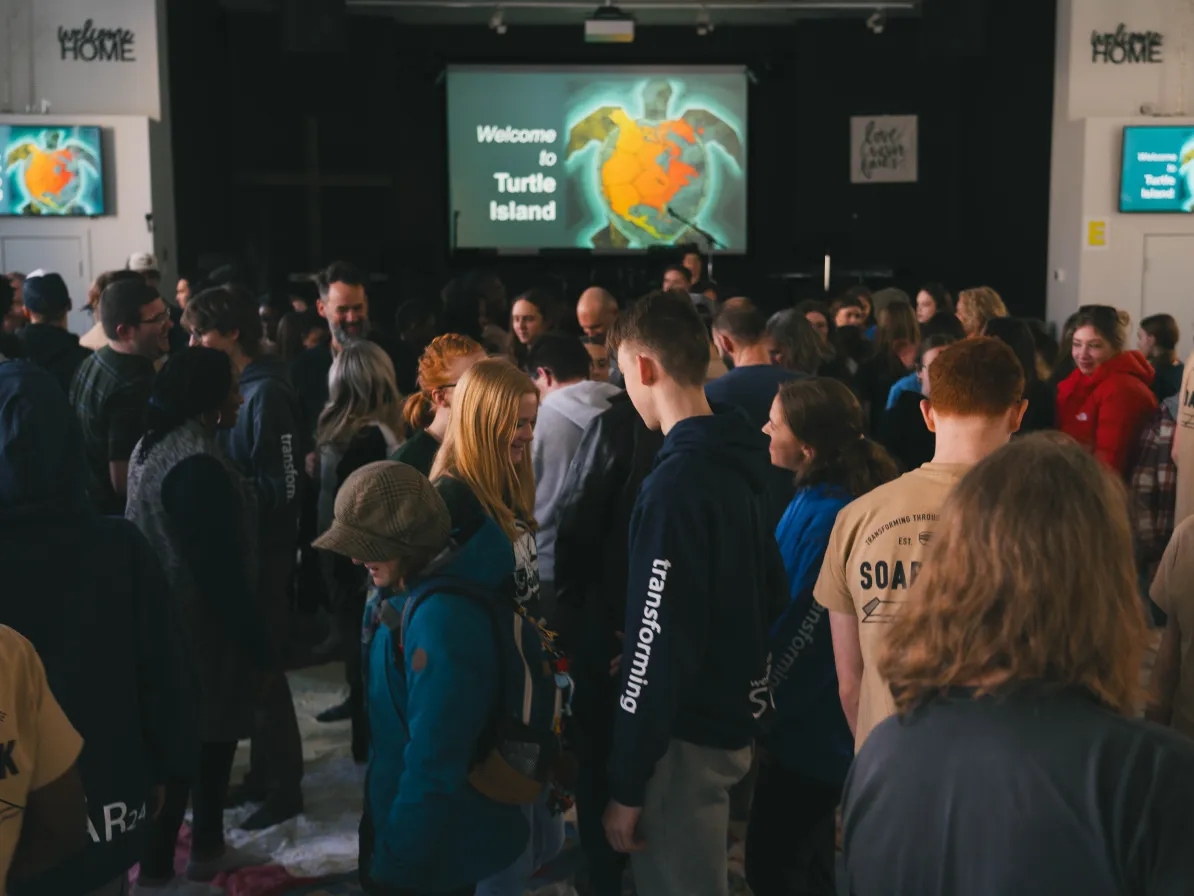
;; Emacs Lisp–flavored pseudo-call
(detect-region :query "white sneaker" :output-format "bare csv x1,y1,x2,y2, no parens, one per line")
185,845,271,882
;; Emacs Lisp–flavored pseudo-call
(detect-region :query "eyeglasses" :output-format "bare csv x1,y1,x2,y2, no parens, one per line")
140,311,170,326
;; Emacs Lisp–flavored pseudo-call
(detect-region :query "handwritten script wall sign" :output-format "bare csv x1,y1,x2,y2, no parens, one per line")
850,115,917,184
1091,24,1163,64
58,20,136,63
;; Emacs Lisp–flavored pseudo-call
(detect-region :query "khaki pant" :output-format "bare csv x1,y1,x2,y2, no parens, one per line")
631,739,752,896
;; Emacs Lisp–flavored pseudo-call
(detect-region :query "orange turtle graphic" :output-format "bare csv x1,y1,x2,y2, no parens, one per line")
566,80,744,249
4,130,100,215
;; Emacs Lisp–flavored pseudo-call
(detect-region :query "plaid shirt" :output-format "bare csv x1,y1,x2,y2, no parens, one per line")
68,346,155,514
1129,402,1177,577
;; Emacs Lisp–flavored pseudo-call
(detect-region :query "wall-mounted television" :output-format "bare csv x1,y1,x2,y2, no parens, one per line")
1120,125,1194,213
446,66,748,252
0,125,105,216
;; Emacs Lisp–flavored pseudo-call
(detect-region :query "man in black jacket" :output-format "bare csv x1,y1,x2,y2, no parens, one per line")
183,285,306,829
16,273,91,395
554,391,662,896
0,361,197,896
603,291,782,896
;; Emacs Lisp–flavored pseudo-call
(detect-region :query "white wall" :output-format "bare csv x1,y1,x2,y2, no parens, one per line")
0,0,174,334
0,0,160,117
0,114,155,334
1048,0,1194,340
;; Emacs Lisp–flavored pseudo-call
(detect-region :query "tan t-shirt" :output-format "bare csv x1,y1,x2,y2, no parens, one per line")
1150,515,1194,740
814,462,971,750
0,626,83,889
1174,352,1194,526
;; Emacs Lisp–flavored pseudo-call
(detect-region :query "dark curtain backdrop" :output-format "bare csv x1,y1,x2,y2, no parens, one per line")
167,1,1056,319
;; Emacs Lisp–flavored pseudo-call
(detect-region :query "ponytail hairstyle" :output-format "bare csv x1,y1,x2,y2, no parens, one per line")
138,347,234,463
430,358,537,540
776,377,900,497
402,333,484,432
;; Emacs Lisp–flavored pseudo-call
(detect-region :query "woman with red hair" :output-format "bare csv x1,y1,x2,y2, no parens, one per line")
393,333,487,476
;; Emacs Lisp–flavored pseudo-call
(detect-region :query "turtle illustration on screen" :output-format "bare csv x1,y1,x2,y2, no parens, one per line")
3,130,100,215
566,80,744,250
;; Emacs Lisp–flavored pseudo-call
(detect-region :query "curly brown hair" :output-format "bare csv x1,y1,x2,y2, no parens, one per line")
956,286,1008,336
878,433,1148,716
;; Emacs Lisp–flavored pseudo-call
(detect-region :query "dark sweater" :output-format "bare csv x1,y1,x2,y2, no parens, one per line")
610,409,785,806
17,323,91,396
0,362,197,896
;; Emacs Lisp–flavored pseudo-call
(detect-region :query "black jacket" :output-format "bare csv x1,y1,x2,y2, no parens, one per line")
609,408,786,807
553,392,663,665
18,322,91,396
218,355,304,552
879,390,935,472
0,362,197,895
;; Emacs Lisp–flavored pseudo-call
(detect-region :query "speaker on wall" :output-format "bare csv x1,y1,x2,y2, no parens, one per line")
284,0,347,53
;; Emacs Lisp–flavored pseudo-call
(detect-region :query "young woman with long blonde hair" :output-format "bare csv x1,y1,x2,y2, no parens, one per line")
841,434,1194,894
314,340,405,758
430,357,566,896
430,357,539,607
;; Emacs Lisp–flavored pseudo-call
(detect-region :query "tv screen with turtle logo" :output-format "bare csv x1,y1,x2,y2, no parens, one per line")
1120,126,1194,213
447,66,747,252
0,126,105,216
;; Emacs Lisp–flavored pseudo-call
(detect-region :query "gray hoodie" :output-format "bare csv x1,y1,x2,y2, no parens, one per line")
532,379,623,581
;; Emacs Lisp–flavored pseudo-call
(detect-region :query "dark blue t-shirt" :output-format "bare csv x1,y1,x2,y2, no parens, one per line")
705,364,800,429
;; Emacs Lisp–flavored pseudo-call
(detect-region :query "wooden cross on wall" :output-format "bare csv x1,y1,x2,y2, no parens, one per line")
237,115,393,265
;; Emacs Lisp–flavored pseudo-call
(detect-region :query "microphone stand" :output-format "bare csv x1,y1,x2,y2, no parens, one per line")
667,206,724,282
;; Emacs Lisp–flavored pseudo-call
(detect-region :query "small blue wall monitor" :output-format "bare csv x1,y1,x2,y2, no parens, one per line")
1120,125,1194,213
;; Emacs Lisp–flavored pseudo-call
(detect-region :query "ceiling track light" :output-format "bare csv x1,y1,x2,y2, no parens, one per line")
489,6,507,33
866,9,886,33
696,8,714,35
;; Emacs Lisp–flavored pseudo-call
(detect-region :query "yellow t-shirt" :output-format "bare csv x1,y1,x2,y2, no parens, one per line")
814,462,971,751
0,626,84,889
1174,352,1194,526
1150,515,1194,740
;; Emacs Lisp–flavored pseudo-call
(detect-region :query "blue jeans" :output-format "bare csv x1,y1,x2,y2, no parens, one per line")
474,795,566,896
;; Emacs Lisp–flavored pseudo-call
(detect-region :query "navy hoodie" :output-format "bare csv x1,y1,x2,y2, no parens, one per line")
610,406,787,807
0,362,197,895
218,354,303,551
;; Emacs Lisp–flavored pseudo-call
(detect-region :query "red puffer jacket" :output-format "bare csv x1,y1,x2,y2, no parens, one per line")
1056,350,1158,475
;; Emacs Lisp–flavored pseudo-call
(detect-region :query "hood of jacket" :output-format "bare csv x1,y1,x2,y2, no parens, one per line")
655,405,772,494
1060,349,1156,405
541,379,623,430
241,352,294,391
18,323,84,365
0,360,90,523
428,510,516,591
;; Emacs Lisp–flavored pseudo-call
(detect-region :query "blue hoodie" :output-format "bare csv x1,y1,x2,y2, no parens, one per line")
362,512,528,892
0,362,197,895
767,484,854,783
610,407,787,807
218,354,303,551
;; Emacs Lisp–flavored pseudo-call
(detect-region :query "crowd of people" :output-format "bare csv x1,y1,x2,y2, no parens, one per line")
1,253,1194,896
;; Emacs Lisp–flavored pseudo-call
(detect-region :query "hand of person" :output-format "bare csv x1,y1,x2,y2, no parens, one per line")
603,800,645,853
305,451,318,478
609,631,624,678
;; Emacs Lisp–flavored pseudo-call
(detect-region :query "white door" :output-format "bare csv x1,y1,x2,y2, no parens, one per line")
1,236,90,335
1142,234,1194,363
